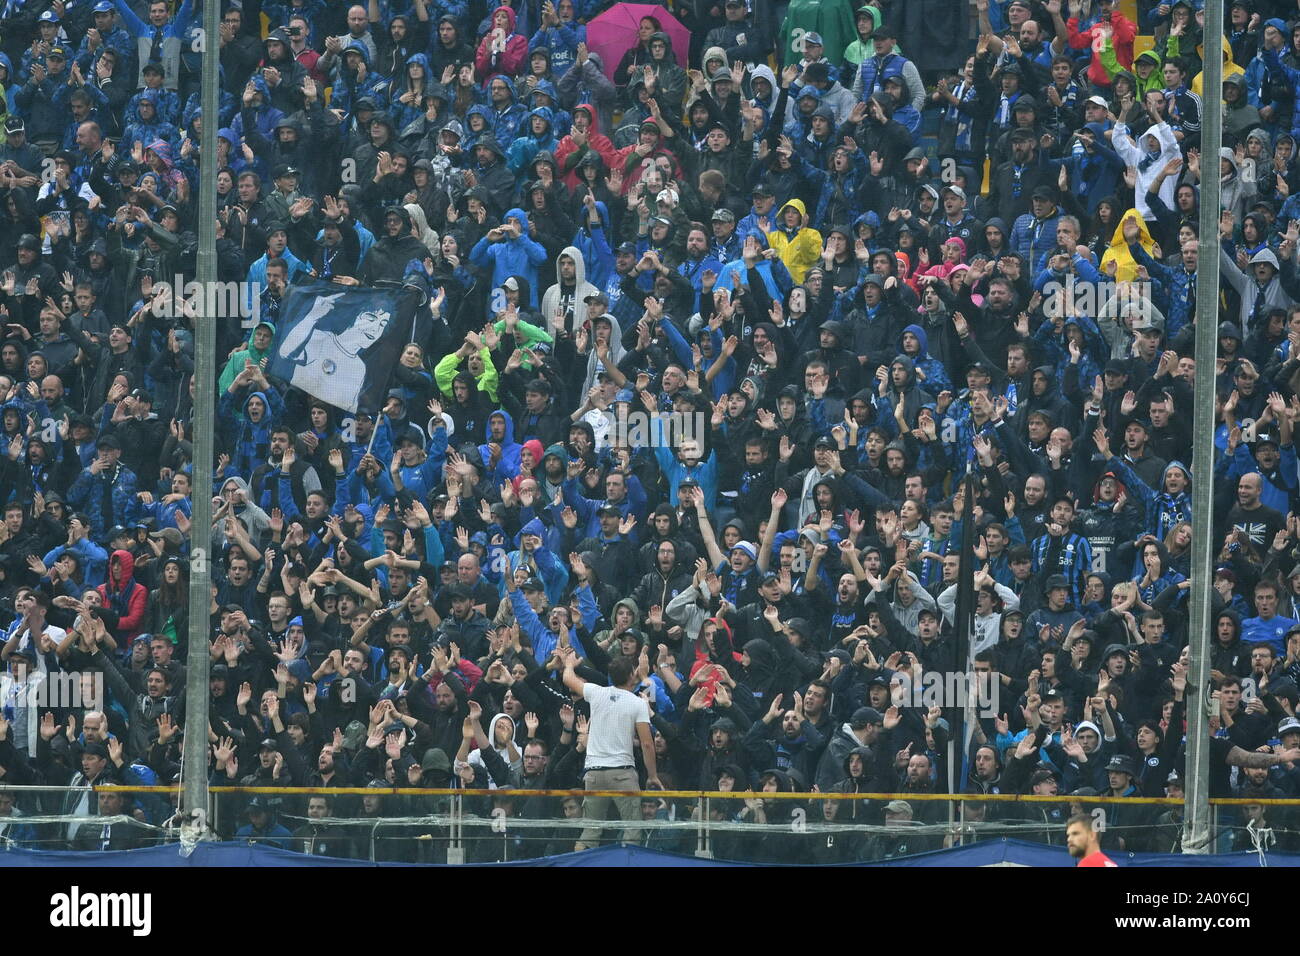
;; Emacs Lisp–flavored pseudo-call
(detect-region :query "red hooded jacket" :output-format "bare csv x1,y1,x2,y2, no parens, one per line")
98,550,149,645
475,6,529,81
554,104,619,189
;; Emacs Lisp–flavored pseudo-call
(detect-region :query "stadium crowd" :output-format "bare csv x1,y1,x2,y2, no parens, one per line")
2,0,1300,863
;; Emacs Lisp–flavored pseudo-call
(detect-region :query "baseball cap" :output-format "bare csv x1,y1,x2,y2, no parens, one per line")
1279,717,1300,737
1086,94,1109,109
39,9,60,21
149,527,183,549
4,117,23,135
522,577,545,592
804,31,823,45
616,241,637,255
941,184,966,201
1030,185,1057,201
850,706,884,728
884,799,911,814
93,0,114,11
711,208,735,222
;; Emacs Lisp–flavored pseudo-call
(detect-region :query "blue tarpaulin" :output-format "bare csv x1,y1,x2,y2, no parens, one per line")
0,840,1294,867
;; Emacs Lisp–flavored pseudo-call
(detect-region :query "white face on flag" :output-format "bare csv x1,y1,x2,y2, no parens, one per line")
355,309,391,345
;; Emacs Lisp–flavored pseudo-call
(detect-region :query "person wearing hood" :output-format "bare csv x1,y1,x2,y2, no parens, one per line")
898,324,951,398
476,6,529,82
329,40,389,121
524,78,572,137
1223,73,1263,143
217,356,287,479
1097,208,1158,283
483,74,528,150
1219,143,1261,224
345,204,426,286
1219,239,1297,330
463,711,523,789
96,548,148,646
539,244,599,334
470,207,547,306
121,88,182,158
1054,122,1125,217
1109,99,1182,224
229,74,285,153
436,342,501,415
841,4,880,78
458,138,513,219
506,104,559,176
765,198,823,284
477,408,523,487
554,44,616,136
1244,19,1287,118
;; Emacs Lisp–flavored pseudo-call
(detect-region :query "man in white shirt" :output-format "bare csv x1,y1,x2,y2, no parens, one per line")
561,649,661,850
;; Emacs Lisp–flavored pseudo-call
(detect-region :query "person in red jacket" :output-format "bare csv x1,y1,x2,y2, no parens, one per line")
98,549,149,647
475,6,529,82
1067,0,1135,90
554,104,619,190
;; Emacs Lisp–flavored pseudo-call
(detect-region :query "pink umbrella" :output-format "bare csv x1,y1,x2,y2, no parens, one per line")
585,3,691,81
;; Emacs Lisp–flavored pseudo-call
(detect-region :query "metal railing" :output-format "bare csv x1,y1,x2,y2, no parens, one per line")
7,783,1290,863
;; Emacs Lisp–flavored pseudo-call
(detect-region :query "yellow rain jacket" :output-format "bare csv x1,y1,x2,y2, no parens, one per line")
766,198,823,284
1099,209,1156,283
1190,37,1244,96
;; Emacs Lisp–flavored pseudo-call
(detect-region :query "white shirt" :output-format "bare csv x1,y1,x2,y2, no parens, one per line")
582,683,649,767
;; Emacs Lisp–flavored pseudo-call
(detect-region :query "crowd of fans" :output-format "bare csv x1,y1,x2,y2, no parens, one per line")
2,0,1300,863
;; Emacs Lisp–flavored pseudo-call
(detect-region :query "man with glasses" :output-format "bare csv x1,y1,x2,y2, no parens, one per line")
218,7,263,91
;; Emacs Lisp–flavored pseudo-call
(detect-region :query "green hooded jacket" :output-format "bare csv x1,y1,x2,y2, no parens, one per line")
218,320,276,393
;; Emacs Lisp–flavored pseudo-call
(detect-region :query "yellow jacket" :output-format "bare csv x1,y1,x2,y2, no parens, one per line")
1099,208,1156,284
1191,37,1244,95
766,198,823,284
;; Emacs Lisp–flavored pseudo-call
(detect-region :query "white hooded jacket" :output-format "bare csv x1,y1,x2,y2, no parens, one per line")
540,245,599,333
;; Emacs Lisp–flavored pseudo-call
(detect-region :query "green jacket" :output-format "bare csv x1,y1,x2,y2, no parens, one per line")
435,347,500,403
780,0,857,67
